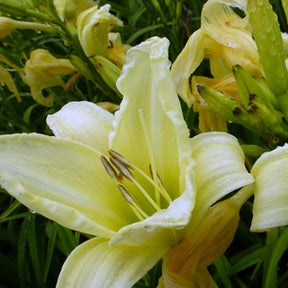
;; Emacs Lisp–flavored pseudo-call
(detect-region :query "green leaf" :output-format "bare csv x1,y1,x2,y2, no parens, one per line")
247,0,288,117
264,227,288,288
214,255,233,288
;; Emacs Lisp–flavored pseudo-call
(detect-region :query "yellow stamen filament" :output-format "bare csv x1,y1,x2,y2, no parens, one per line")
117,184,148,221
130,177,161,211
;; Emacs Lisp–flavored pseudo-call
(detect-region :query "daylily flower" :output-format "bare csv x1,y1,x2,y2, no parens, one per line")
77,4,129,68
172,0,261,106
0,37,253,287
21,49,76,106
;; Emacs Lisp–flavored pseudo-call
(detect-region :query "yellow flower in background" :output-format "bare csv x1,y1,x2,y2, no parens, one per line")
0,37,254,287
77,4,129,68
171,0,262,132
53,0,95,22
21,49,76,106
172,0,261,105
0,54,22,102
191,74,239,132
0,16,55,38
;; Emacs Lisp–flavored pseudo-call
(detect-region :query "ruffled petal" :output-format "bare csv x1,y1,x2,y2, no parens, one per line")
107,37,195,246
0,134,136,237
190,132,254,227
57,237,167,288
171,30,205,106
47,101,114,153
112,36,193,201
251,144,288,231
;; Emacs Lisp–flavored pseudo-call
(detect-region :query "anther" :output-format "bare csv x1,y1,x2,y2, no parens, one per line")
118,184,148,220
118,184,135,205
110,157,134,181
149,164,164,186
101,156,118,179
109,150,133,169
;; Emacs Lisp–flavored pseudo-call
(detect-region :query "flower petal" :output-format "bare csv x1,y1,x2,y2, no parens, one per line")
0,134,136,237
251,144,288,231
47,101,114,153
56,237,167,288
159,194,242,288
21,49,75,106
171,30,205,106
77,4,123,58
190,132,254,227
0,64,20,101
112,37,193,201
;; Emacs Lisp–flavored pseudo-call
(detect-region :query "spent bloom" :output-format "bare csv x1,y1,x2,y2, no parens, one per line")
0,37,260,287
21,49,76,106
172,0,261,108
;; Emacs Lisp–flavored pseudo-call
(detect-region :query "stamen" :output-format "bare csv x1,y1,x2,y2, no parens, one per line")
101,155,123,181
101,156,118,179
110,157,134,181
117,184,148,220
130,177,161,211
149,165,172,203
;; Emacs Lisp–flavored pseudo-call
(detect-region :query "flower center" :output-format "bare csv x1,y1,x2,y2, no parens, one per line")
101,149,172,221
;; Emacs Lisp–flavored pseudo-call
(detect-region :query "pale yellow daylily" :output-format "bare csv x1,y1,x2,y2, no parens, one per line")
0,37,253,287
21,49,76,106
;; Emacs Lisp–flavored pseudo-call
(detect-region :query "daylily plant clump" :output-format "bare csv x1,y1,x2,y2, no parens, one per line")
1,0,288,287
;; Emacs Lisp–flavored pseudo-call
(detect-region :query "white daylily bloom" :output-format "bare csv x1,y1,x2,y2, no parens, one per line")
0,37,253,287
